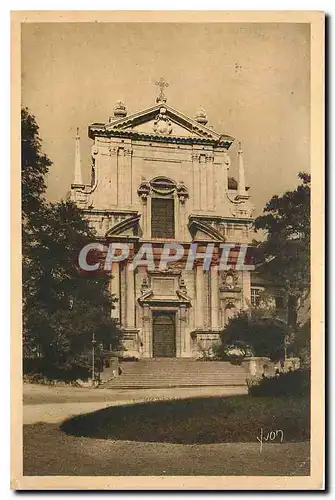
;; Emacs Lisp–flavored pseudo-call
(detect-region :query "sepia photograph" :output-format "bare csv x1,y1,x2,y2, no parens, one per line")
11,10,324,490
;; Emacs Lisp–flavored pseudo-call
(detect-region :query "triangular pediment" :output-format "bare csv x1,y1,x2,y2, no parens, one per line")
89,103,234,146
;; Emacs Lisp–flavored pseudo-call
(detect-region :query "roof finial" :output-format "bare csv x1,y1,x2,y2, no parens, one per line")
155,77,169,103
236,140,249,200
73,127,83,186
195,107,208,126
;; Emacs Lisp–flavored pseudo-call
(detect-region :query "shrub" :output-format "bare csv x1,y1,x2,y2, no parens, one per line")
290,319,311,368
248,369,310,397
23,357,91,382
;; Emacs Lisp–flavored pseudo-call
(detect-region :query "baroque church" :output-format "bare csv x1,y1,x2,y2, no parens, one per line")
71,79,255,359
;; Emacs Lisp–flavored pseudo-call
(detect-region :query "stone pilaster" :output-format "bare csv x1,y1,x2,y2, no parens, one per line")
109,144,118,206
120,264,127,327
137,179,151,239
206,154,214,211
117,147,125,207
192,153,201,210
210,265,219,329
117,145,132,207
142,199,149,239
195,264,204,328
176,182,189,240
126,265,135,328
111,262,120,322
200,154,207,211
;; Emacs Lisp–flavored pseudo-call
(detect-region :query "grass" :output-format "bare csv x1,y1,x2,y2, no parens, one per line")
23,423,310,476
60,394,310,445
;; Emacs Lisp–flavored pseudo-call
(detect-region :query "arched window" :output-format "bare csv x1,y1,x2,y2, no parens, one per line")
150,177,176,239
138,176,188,240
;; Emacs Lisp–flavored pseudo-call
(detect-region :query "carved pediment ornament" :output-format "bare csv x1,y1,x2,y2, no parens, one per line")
153,107,173,135
220,270,240,291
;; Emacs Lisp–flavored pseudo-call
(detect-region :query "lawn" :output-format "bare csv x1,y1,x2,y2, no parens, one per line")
60,394,310,445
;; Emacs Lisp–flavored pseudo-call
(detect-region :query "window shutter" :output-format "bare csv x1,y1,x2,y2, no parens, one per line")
151,198,175,238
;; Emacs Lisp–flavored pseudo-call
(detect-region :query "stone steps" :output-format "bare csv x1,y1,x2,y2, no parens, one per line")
102,359,247,389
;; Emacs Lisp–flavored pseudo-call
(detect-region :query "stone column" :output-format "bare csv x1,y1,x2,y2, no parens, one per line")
126,266,135,328
195,264,204,328
111,262,120,322
210,265,219,329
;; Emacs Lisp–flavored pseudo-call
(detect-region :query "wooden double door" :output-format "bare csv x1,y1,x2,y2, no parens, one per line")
152,311,176,358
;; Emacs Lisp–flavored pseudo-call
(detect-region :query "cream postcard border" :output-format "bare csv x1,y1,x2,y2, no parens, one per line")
11,10,324,491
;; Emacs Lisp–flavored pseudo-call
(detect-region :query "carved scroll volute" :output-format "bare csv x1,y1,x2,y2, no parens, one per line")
137,179,151,201
176,181,189,204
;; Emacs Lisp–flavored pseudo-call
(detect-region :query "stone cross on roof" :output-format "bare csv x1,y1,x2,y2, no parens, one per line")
155,77,169,103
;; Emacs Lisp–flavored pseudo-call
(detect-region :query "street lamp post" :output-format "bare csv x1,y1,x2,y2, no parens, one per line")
92,332,96,385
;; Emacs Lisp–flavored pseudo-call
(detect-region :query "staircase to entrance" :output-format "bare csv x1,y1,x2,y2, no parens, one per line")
102,358,247,389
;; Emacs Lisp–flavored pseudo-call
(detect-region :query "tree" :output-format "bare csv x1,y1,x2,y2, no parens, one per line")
22,108,120,380
22,107,52,353
254,172,311,326
24,200,121,371
215,306,287,363
21,107,51,219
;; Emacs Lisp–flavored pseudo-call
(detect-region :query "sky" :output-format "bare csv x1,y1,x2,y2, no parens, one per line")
21,22,310,216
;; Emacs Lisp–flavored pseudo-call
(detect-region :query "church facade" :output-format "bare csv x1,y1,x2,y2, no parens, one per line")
71,81,255,359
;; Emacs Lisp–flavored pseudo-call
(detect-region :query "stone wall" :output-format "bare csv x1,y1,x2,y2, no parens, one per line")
243,356,301,380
